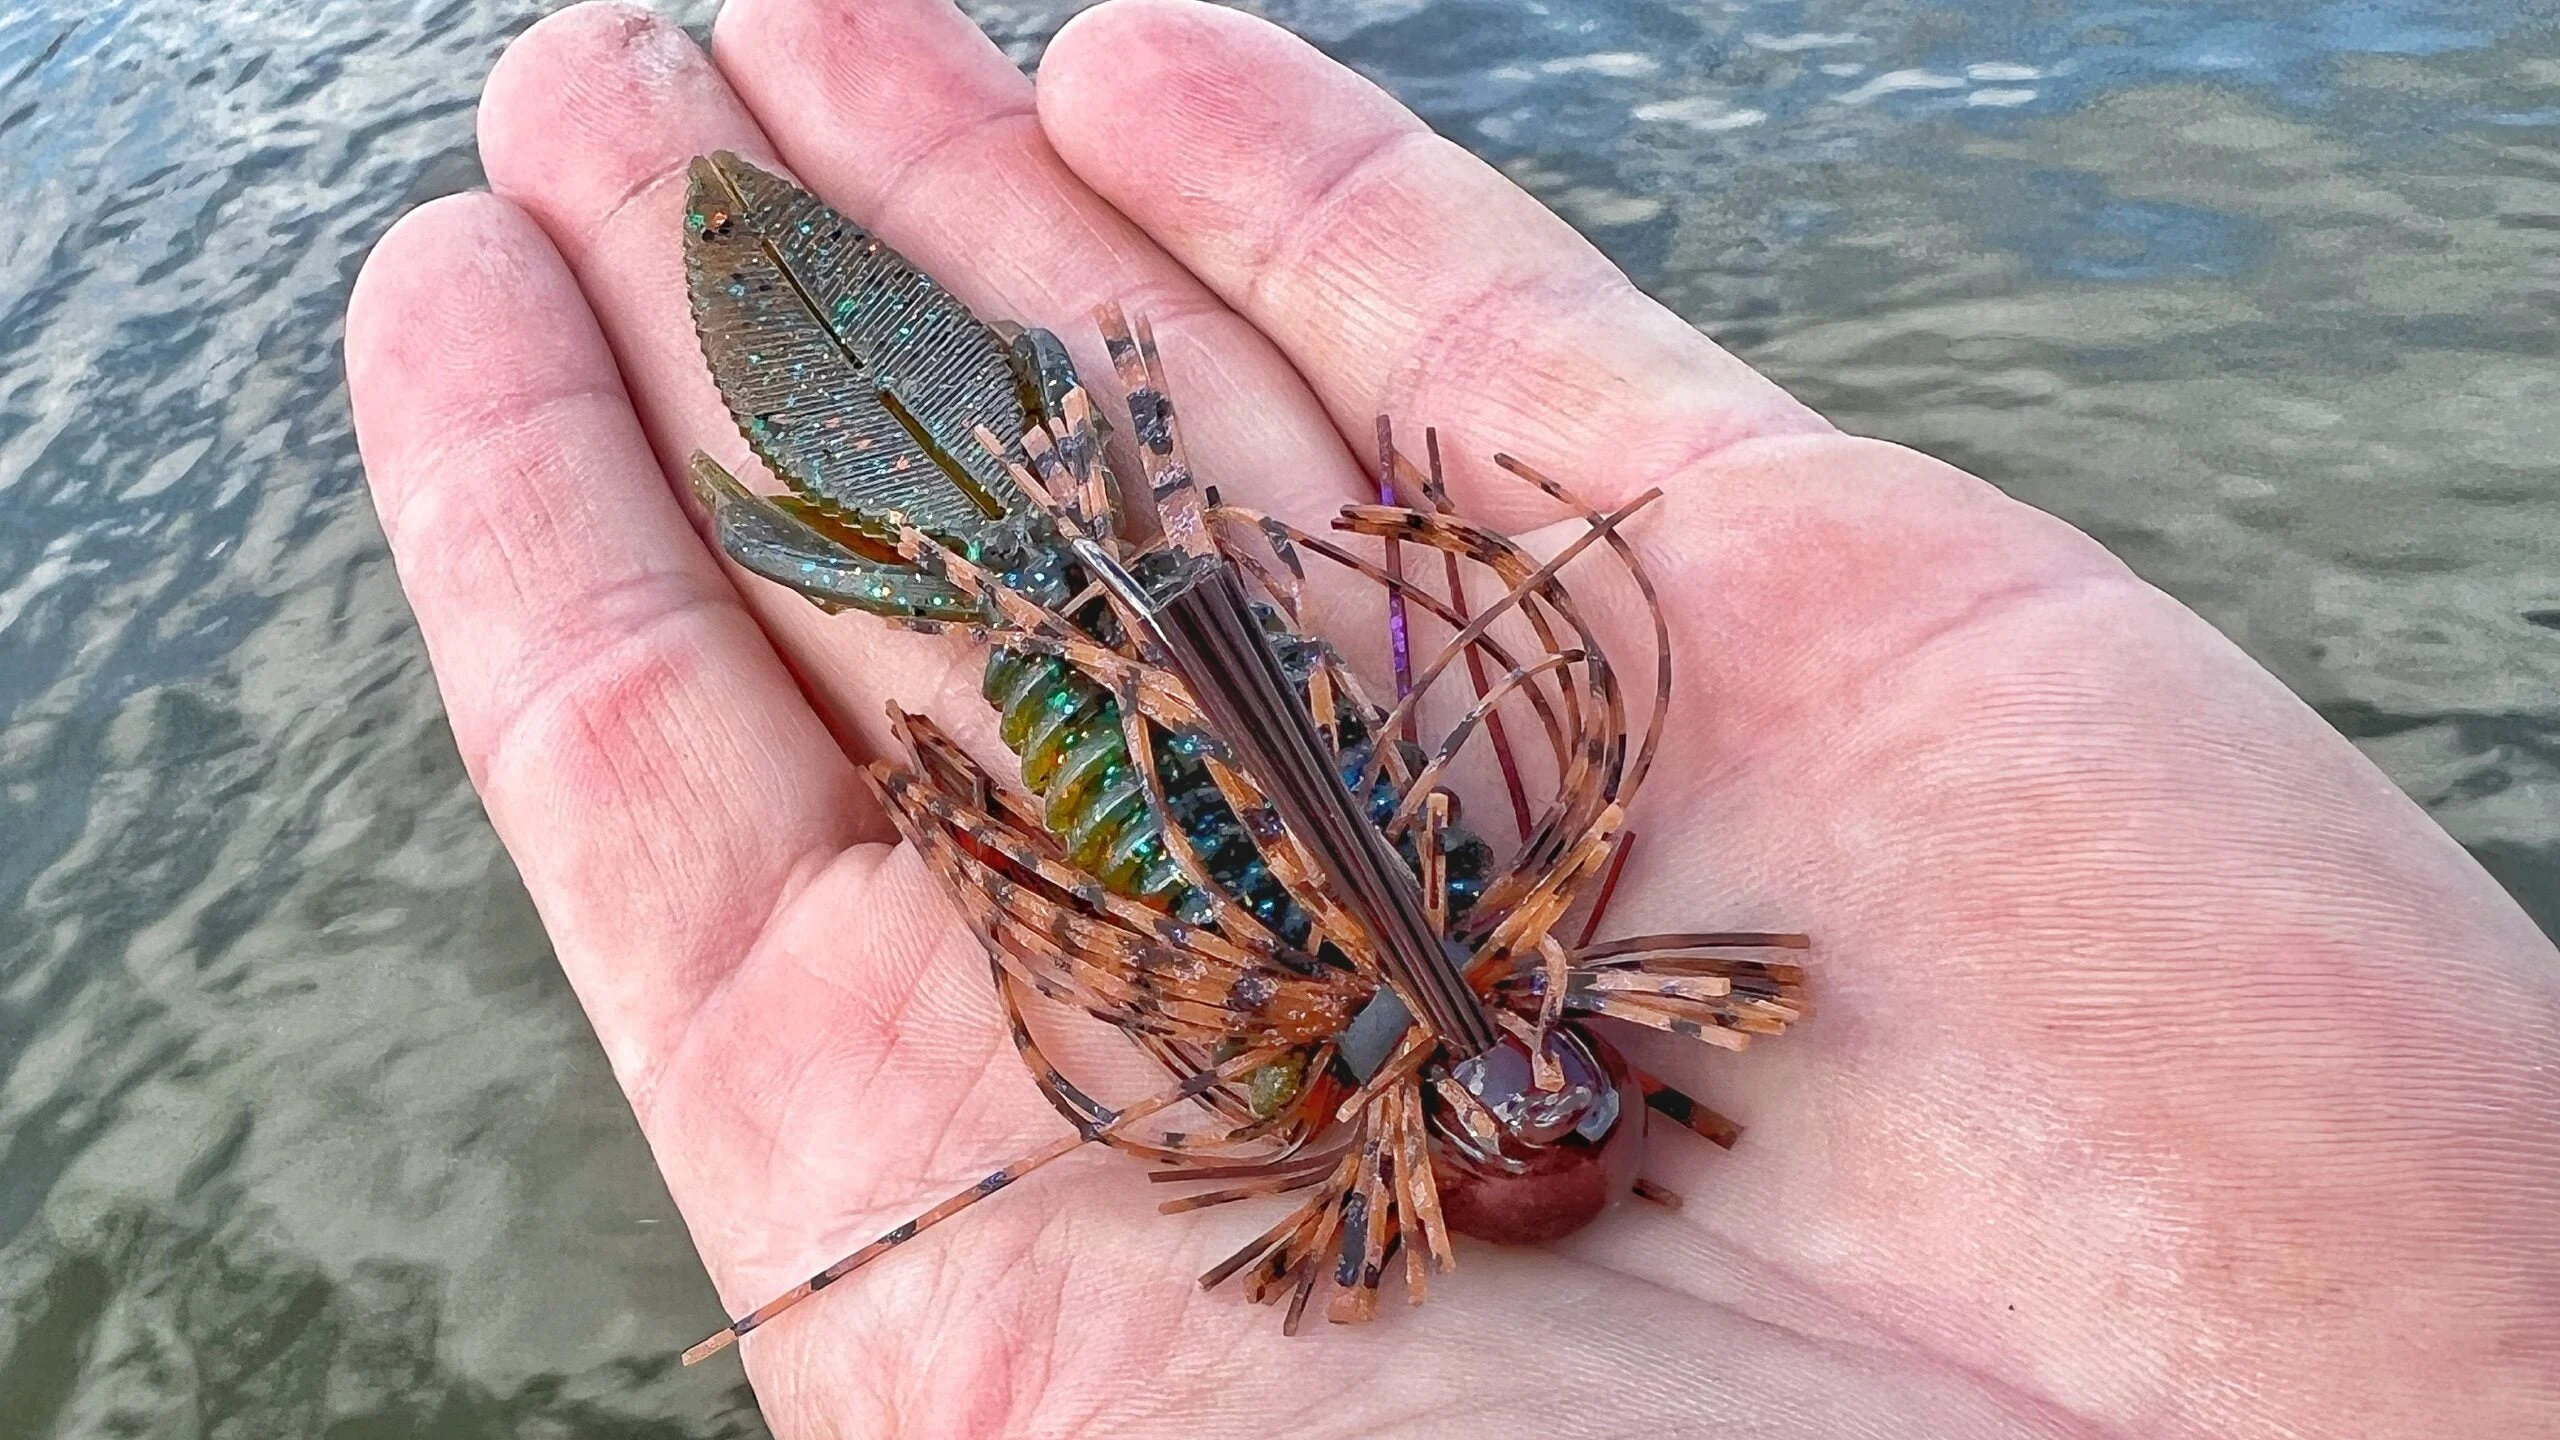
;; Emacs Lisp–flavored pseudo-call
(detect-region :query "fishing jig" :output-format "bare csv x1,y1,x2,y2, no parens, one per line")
674,152,1806,1361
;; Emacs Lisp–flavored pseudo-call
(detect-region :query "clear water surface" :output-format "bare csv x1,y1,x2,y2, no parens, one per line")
2,1,2553,1435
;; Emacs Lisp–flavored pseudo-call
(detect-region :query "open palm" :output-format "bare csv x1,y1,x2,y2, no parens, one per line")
344,2,2559,1435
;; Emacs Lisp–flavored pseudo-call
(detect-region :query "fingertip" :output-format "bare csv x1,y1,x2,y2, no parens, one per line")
1046,0,1291,82
482,1,689,158
348,192,619,509
714,0,1029,139
347,190,493,359
348,190,548,363
1040,0,1208,93
1038,0,1417,236
479,0,768,256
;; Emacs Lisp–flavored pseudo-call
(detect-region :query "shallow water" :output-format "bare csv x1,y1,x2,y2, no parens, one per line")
0,0,2551,1435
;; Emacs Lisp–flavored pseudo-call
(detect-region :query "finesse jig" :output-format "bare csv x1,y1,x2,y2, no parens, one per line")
675,153,1807,1361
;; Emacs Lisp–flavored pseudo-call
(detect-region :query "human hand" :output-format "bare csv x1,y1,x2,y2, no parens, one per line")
343,2,2560,1435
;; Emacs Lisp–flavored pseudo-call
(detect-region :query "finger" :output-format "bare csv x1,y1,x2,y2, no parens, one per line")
346,192,869,1098
708,0,1368,537
478,2,984,764
1036,0,1832,528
